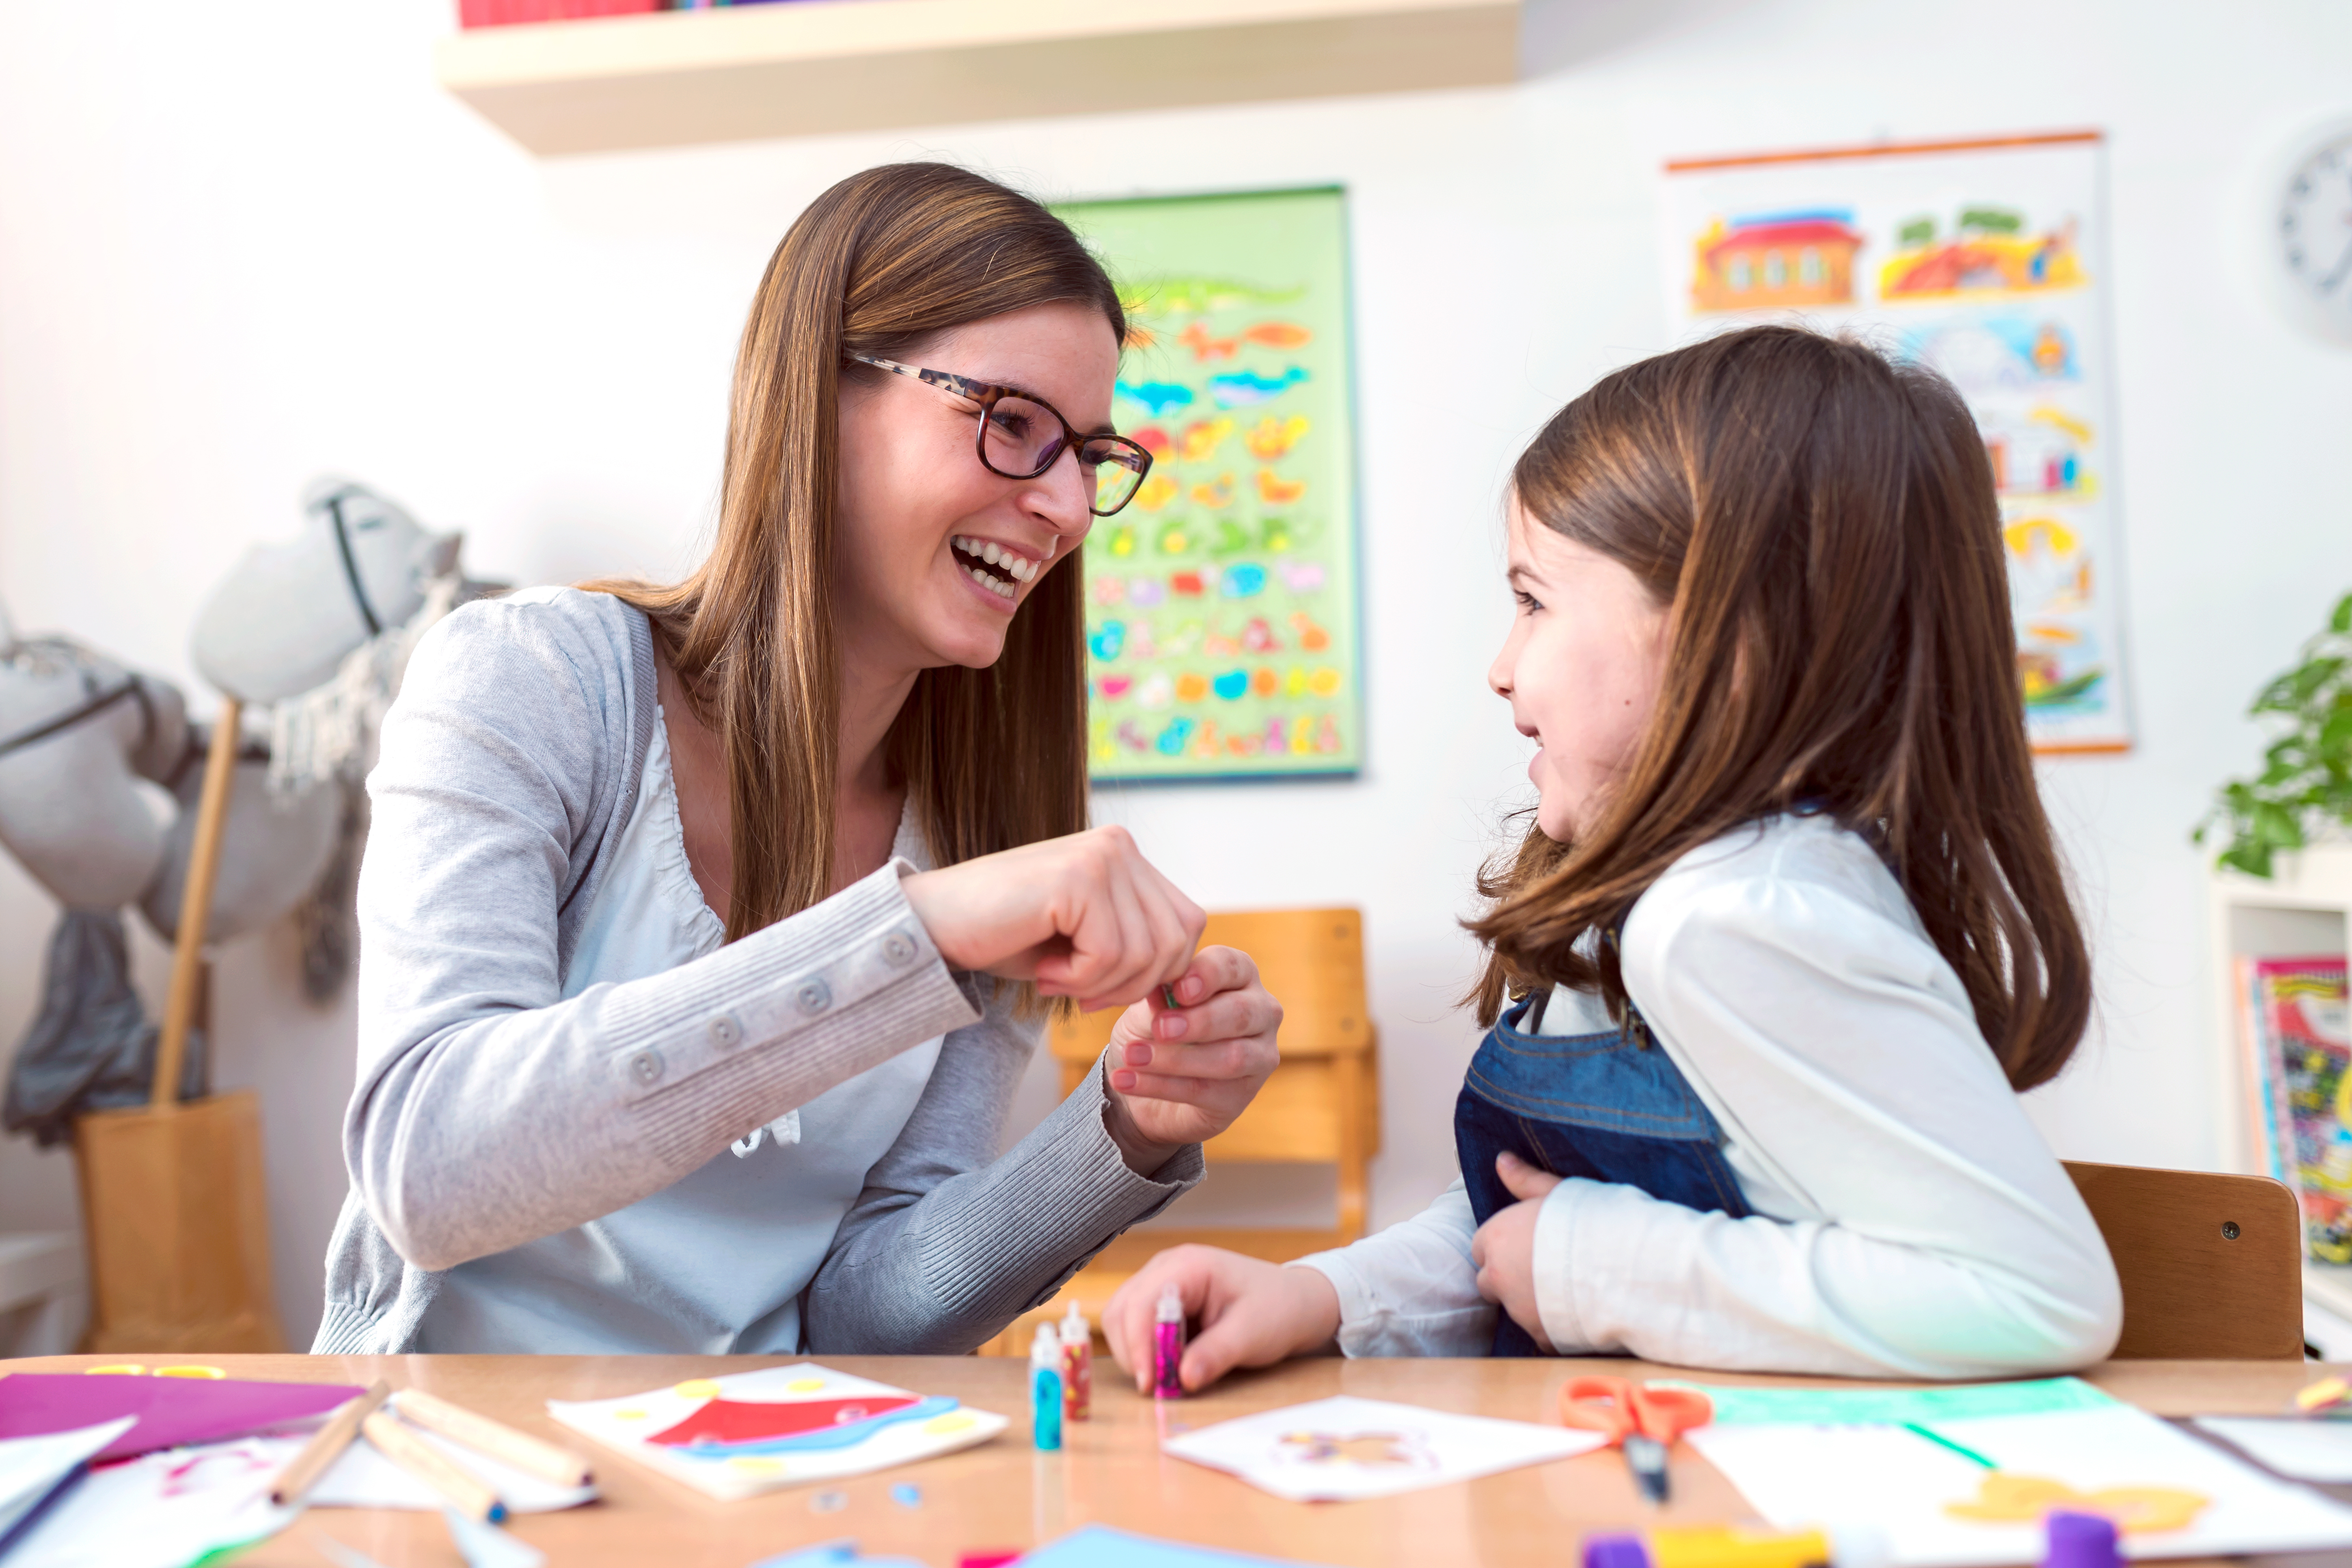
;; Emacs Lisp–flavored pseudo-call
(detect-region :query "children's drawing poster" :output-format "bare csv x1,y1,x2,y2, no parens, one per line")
1661,134,2133,755
1053,188,1362,781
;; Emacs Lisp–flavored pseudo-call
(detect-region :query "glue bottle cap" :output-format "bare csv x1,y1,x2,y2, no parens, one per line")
2042,1511,2118,1568
1061,1300,1088,1338
1156,1286,1184,1323
1030,1321,1059,1362
1579,1534,1649,1568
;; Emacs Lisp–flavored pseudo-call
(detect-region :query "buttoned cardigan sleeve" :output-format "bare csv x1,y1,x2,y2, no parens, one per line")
345,592,979,1273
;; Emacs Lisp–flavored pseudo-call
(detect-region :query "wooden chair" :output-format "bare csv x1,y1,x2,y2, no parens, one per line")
2062,1160,2303,1360
975,908,1379,1355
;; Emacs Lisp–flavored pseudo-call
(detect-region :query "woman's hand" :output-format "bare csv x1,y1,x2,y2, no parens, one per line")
900,826,1203,1012
1469,1151,1561,1350
1103,1245,1341,1395
1098,945,1280,1167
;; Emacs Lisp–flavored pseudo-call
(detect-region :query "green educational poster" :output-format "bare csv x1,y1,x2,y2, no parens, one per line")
1054,188,1362,782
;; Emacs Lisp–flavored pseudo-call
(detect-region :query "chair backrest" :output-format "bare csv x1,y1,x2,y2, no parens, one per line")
1049,906,1377,1171
2062,1160,2303,1360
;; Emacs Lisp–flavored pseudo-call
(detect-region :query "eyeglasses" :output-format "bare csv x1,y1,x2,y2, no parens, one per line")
845,353,1153,516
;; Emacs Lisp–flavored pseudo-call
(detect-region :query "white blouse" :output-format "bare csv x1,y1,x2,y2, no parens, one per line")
1297,812,2123,1378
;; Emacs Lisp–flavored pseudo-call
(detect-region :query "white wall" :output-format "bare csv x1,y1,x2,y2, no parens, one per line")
2,0,2349,1348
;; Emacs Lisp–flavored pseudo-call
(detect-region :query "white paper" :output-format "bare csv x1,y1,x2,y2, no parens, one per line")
4,1436,298,1568
1159,1394,1608,1502
0,1418,135,1540
305,1424,598,1512
1688,1406,2352,1566
546,1362,1007,1503
2196,1417,2352,1484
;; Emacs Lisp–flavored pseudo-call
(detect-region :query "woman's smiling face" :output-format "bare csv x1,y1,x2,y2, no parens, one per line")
1489,496,1672,843
833,300,1120,677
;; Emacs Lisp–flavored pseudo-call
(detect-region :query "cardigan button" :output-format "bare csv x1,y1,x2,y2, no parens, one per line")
708,1014,742,1049
882,932,916,966
628,1049,665,1085
796,979,832,1016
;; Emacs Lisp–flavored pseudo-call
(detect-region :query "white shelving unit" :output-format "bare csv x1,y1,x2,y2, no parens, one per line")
2208,843,2352,1323
434,0,1523,155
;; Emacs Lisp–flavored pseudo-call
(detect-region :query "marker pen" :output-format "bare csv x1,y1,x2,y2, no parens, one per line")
1152,1285,1186,1400
1029,1322,1064,1451
1059,1301,1092,1422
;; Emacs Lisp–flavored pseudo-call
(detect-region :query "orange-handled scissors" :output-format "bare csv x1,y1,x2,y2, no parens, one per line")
1558,1378,1713,1504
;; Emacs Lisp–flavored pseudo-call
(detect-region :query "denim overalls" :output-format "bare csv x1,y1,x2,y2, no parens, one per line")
1455,989,1753,1357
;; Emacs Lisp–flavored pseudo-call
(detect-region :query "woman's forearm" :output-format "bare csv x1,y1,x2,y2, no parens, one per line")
348,858,976,1271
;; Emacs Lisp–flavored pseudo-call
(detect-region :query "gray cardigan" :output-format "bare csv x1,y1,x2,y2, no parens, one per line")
313,588,1202,1354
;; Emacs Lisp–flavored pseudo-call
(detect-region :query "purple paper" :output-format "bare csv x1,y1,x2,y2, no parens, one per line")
0,1373,362,1460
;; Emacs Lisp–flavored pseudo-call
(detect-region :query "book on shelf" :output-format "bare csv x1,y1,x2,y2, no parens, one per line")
2235,953,2352,1264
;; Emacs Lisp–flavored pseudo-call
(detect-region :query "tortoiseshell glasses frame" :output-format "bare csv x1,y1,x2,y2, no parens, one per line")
844,352,1154,517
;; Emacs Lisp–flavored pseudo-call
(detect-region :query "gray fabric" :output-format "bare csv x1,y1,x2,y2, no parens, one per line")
2,909,204,1146
315,587,1200,1355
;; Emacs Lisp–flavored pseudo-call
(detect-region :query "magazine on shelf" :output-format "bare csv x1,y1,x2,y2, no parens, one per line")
2236,954,2352,1262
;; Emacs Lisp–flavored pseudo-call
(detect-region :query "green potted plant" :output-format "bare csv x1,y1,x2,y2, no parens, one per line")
2198,591,2352,877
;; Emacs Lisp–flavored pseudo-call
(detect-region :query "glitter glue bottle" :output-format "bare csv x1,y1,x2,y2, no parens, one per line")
1059,1301,1092,1422
1152,1285,1186,1399
1029,1321,1064,1450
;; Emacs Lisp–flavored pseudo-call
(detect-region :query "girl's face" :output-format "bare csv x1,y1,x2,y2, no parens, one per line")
1489,498,1671,842
834,301,1119,676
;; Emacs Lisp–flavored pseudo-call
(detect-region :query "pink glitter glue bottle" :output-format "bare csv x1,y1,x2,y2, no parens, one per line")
1153,1285,1186,1399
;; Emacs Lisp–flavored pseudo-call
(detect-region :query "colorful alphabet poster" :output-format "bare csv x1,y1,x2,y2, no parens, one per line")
1054,188,1362,781
1661,134,2132,754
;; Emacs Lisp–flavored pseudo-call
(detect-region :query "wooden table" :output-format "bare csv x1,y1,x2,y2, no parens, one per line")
0,1353,2333,1567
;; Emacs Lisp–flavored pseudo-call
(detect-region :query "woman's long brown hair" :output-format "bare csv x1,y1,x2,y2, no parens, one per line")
587,163,1117,944
1469,326,2091,1091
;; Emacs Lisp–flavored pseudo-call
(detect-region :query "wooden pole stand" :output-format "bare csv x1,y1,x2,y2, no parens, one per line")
73,699,286,1353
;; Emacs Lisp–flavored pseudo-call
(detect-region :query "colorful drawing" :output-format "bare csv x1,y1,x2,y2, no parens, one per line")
1116,380,1193,416
1275,1430,1431,1469
1946,1471,2209,1533
1246,414,1311,460
1208,367,1310,407
1690,210,1864,313
1664,134,2131,753
1058,187,1362,781
1880,209,2085,298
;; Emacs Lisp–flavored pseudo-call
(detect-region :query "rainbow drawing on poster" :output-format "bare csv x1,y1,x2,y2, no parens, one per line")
1054,188,1362,781
1663,133,2133,755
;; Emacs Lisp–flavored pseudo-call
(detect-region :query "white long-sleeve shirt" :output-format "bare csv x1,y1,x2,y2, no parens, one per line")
1298,812,2122,1378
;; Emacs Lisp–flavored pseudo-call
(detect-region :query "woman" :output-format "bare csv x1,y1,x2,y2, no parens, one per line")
316,163,1281,1355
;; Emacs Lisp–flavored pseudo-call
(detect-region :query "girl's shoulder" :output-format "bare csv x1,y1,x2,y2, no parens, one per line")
1622,812,1942,988
415,585,645,686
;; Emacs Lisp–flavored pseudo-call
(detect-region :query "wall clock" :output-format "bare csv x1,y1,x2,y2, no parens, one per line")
2274,121,2352,345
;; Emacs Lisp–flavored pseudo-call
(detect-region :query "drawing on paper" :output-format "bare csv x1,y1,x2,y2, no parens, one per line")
1274,1428,1434,1471
1055,187,1362,782
1945,1471,2210,1533
1663,134,2133,754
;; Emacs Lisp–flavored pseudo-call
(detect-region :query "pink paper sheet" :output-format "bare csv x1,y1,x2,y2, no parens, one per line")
0,1374,361,1460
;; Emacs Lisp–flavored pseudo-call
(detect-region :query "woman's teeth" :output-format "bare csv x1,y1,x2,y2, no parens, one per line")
952,536,1040,600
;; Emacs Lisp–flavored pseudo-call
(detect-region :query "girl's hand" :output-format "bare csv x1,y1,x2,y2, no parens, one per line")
1469,1152,1562,1351
1103,1245,1341,1395
900,826,1204,1012
1100,946,1280,1162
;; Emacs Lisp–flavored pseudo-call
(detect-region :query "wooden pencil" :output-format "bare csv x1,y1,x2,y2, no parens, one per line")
362,1410,507,1523
394,1387,594,1488
266,1379,391,1506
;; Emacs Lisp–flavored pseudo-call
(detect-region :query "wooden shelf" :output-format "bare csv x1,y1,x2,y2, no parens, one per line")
434,0,1522,155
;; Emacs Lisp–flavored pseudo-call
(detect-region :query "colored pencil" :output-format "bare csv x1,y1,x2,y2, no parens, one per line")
362,1410,507,1523
267,1379,391,1506
395,1388,593,1488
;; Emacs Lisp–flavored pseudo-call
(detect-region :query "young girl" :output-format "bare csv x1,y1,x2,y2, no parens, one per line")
1104,325,2122,1385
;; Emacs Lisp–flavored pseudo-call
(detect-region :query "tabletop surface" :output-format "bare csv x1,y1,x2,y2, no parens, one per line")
0,1352,2334,1568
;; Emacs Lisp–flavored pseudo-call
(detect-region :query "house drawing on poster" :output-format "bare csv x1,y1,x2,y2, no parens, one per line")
1690,210,1864,313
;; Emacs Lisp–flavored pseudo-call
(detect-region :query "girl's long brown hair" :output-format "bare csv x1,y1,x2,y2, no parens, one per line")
1469,326,2090,1092
588,163,1119,941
